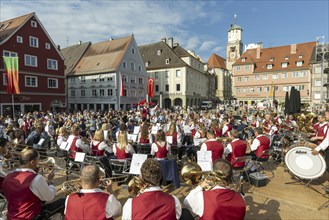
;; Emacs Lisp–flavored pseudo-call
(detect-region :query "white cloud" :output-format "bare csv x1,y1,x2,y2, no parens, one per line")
0,0,225,60
185,36,201,50
199,41,217,51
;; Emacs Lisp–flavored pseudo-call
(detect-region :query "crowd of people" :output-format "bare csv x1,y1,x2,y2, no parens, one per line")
0,102,328,219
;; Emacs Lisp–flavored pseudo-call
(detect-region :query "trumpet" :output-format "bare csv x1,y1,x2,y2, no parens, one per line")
61,175,129,195
181,162,229,190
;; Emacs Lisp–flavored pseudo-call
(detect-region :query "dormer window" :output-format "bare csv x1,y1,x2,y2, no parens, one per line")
267,64,273,69
157,50,162,56
298,55,303,58
145,61,149,67
165,58,170,65
269,58,274,62
241,58,246,62
296,61,303,67
285,56,289,60
281,62,288,68
31,20,37,28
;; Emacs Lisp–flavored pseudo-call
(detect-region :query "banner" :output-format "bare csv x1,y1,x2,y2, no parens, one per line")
119,72,124,96
269,81,274,97
148,78,154,97
3,56,20,94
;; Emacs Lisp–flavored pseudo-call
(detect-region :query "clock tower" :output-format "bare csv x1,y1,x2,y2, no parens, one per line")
226,14,243,71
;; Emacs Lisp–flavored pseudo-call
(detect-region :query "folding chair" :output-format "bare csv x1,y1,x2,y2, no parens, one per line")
169,145,179,161
232,156,253,183
109,158,131,177
137,143,151,154
255,149,275,178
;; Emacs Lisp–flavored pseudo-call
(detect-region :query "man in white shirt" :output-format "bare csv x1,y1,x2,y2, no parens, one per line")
122,158,182,220
184,159,246,219
2,148,65,219
312,111,329,172
64,164,121,219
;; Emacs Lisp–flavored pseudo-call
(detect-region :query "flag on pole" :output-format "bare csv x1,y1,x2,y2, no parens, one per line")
119,72,124,96
3,56,20,94
269,81,274,97
148,78,154,98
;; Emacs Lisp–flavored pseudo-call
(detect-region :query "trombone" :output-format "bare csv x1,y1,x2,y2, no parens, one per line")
61,175,130,195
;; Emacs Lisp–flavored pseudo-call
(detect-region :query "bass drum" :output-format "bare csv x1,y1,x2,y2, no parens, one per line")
285,146,326,179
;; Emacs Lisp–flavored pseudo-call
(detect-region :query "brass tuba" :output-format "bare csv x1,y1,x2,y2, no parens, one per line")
181,162,229,190
127,176,148,197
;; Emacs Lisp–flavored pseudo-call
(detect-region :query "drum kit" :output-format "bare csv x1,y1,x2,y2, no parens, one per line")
271,130,327,188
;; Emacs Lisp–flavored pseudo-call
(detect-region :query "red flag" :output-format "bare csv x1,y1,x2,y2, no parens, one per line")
148,78,154,97
3,57,20,94
119,72,124,96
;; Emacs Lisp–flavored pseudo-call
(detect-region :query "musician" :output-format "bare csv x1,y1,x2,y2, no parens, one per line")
91,129,112,157
138,121,150,144
194,123,206,139
2,148,65,219
122,158,182,219
310,112,328,145
115,122,128,142
56,127,68,147
284,114,298,131
211,119,222,138
64,164,121,219
184,159,246,220
200,130,224,163
113,131,135,159
312,111,329,172
141,102,150,120
268,119,279,136
166,122,182,147
67,124,90,159
151,129,171,160
222,117,232,137
224,129,247,168
248,127,270,161
26,123,44,147
262,114,271,134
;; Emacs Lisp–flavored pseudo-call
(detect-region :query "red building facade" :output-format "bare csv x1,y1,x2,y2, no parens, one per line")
0,13,65,116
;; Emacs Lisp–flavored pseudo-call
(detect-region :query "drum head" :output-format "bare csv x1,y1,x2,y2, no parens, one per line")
285,146,326,179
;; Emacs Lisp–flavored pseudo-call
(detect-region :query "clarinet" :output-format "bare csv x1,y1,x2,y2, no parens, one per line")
240,175,245,196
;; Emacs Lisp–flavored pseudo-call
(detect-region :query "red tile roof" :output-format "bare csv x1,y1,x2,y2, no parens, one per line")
234,41,316,73
0,13,33,44
207,53,227,70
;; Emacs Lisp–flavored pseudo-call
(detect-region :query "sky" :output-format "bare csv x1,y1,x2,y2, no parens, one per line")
0,0,328,61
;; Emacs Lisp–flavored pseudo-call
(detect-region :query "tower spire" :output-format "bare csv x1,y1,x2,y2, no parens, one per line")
234,14,237,25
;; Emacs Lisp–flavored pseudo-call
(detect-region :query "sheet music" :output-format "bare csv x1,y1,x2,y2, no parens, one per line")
127,134,138,142
151,126,158,134
166,136,173,144
74,152,86,162
133,126,140,135
194,138,207,146
197,150,213,171
129,154,148,174
104,130,109,140
59,141,70,151
37,138,45,146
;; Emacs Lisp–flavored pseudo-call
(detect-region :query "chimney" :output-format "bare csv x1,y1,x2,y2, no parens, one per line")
257,42,263,48
173,42,179,47
168,37,173,48
57,45,60,50
78,40,82,45
256,47,260,59
256,47,261,59
291,44,297,54
161,38,166,43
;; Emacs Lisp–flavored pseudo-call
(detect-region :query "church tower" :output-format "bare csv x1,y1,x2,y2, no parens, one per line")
226,14,243,71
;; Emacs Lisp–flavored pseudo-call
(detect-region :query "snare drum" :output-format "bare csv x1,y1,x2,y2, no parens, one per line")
285,146,326,179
